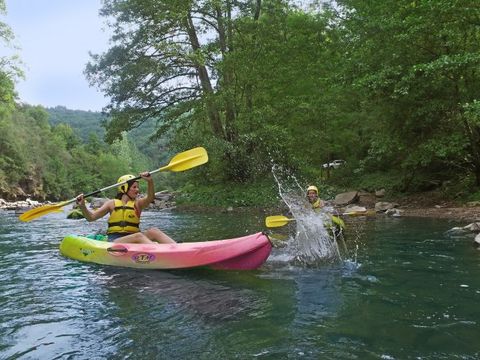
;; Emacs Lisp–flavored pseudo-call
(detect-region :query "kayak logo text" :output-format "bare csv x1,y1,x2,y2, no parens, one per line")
132,253,155,264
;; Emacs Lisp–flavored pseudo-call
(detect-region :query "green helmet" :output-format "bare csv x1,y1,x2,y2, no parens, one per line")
117,174,136,194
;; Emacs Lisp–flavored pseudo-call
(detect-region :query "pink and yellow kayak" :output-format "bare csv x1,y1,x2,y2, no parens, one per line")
60,232,272,270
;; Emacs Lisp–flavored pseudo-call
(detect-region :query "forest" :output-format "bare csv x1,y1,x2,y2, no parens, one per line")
1,0,480,206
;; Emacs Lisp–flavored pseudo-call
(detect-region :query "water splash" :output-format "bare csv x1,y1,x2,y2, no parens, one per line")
271,165,342,266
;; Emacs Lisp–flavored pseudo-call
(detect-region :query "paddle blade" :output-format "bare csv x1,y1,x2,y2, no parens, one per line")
18,202,67,222
160,147,208,172
265,215,295,228
331,215,345,229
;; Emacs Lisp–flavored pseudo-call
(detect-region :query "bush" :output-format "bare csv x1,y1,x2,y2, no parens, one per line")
176,179,281,208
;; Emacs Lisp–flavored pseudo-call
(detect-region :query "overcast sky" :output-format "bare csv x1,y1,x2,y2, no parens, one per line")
3,0,110,111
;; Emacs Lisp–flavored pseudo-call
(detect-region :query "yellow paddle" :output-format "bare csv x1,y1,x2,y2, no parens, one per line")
19,147,208,222
265,215,296,228
265,214,345,228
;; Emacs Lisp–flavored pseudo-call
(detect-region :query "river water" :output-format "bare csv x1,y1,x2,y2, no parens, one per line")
0,209,479,359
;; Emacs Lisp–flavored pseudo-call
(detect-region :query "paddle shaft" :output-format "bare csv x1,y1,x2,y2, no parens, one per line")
265,214,345,228
72,166,169,205
19,147,208,222
74,147,203,202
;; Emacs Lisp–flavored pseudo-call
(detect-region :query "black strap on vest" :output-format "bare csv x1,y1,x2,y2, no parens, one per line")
108,221,140,229
114,205,135,211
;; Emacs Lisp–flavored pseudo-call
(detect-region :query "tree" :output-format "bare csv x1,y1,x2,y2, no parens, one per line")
0,0,23,111
330,0,480,187
86,0,303,182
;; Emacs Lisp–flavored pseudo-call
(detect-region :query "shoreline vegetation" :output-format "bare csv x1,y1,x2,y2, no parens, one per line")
2,1,480,225
4,189,480,224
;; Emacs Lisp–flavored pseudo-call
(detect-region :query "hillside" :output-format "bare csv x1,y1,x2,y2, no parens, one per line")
46,106,170,164
47,106,106,142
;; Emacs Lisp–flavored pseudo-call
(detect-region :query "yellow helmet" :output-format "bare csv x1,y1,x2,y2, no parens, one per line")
306,185,318,195
117,174,136,194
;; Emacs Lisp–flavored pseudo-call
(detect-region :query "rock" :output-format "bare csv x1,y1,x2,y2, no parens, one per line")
334,191,359,206
375,189,386,198
90,197,108,209
150,197,176,210
357,192,376,207
474,233,480,248
67,208,84,219
375,202,399,212
155,191,174,201
447,226,469,236
463,222,480,233
344,205,367,213
386,208,402,217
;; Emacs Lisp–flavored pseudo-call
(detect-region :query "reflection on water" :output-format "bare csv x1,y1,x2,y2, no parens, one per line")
1,210,480,359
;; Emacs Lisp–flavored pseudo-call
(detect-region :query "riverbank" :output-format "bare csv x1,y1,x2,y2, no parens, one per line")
399,205,480,223
3,192,480,224
392,192,480,223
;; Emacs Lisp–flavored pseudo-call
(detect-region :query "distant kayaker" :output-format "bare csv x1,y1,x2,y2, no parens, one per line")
307,184,345,238
306,185,325,210
75,172,176,244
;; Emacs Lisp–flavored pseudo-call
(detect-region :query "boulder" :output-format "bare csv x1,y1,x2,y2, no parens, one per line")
90,197,108,209
344,205,367,213
155,191,174,201
375,189,386,198
67,208,85,219
463,222,480,233
375,202,399,212
334,191,359,206
357,192,376,207
386,208,402,217
474,233,480,248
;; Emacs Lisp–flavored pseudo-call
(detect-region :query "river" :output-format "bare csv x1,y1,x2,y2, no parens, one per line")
0,209,479,359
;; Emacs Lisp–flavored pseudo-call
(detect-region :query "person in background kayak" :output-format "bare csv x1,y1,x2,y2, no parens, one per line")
75,172,176,244
306,184,345,237
306,185,325,210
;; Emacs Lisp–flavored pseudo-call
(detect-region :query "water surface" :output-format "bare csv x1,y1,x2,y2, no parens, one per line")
0,210,479,359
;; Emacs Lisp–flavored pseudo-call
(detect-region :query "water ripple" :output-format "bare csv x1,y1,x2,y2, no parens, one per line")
1,212,480,358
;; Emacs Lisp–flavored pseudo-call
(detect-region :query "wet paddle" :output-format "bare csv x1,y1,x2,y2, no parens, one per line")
19,147,208,222
265,214,345,228
265,215,296,228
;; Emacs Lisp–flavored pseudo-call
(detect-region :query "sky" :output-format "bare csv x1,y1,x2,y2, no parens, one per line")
2,0,111,111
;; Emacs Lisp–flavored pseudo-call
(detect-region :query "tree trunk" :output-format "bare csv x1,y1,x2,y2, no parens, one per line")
245,0,262,114
185,12,225,139
461,115,480,186
469,125,480,186
216,2,237,142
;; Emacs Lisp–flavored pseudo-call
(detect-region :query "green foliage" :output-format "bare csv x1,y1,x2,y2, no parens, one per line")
344,170,406,194
0,103,157,201
3,0,480,205
176,178,281,208
0,5,22,112
47,106,106,141
46,106,167,166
